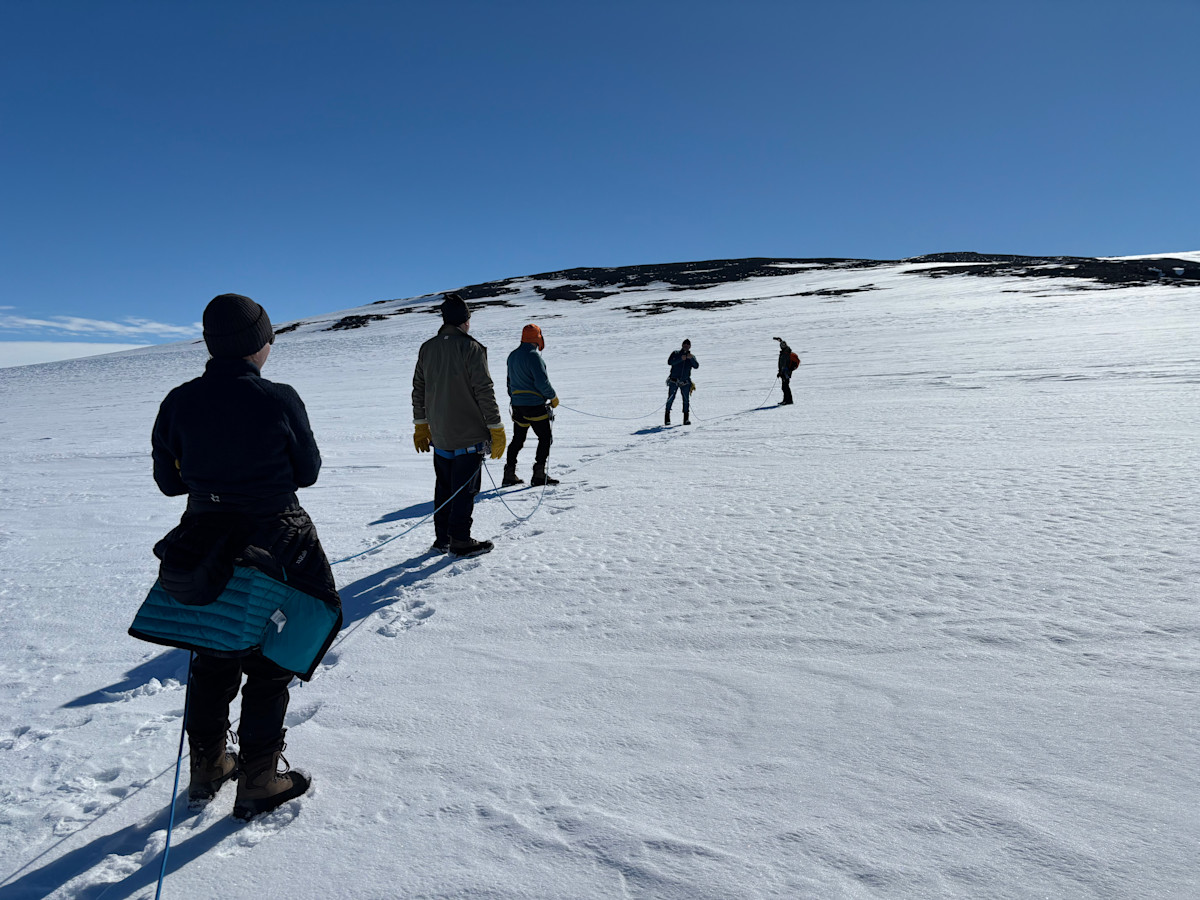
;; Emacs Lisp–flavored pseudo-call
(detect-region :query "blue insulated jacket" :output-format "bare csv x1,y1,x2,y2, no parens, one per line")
506,342,556,405
667,349,699,385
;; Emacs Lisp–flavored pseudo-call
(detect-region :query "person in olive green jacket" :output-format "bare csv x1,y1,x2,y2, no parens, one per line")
412,293,506,558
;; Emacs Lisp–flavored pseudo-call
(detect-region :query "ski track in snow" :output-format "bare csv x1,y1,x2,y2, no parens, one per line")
0,263,1197,898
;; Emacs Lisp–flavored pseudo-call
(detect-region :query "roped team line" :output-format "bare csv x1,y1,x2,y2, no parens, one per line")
327,375,780,566
326,456,549,568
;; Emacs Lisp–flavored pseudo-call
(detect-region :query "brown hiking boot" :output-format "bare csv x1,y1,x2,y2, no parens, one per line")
232,748,310,821
188,741,238,805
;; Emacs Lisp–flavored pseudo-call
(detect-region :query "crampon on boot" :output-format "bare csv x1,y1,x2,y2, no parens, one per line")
233,747,310,821
188,737,238,806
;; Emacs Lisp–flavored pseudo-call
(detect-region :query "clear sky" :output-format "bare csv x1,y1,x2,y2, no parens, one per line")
2,0,1197,362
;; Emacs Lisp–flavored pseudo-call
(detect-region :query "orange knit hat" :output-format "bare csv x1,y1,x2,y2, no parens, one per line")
521,323,545,350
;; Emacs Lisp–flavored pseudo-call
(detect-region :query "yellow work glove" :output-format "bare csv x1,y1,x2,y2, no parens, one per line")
413,423,432,453
690,382,697,394
550,396,559,409
489,425,506,459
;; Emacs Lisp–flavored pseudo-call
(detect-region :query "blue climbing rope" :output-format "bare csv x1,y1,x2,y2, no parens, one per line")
154,652,193,900
480,459,550,522
558,401,666,421
328,456,486,566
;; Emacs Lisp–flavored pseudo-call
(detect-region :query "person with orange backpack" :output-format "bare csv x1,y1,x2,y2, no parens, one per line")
774,337,799,405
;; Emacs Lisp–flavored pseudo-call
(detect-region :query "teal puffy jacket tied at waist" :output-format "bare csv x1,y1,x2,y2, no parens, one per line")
130,567,341,681
129,507,343,681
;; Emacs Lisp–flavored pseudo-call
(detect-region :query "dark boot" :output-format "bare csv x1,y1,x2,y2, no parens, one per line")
449,537,494,558
233,743,309,821
188,736,238,805
501,465,524,487
531,469,559,486
664,410,671,426
683,415,690,425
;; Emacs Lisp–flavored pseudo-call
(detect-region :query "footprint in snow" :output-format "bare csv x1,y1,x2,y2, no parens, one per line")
215,792,306,856
376,598,435,637
285,701,322,728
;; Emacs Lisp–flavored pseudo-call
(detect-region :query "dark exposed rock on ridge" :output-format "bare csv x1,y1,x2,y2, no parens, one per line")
907,252,1200,287
288,252,1196,336
452,254,1199,307
456,257,874,303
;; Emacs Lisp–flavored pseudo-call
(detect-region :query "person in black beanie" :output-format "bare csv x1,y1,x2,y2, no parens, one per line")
201,293,276,359
149,293,342,820
412,292,506,557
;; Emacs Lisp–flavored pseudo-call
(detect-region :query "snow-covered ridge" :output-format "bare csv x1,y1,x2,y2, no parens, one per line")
251,252,1200,343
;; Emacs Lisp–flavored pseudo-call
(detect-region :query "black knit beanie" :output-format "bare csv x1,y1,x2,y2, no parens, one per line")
440,292,471,326
202,294,274,359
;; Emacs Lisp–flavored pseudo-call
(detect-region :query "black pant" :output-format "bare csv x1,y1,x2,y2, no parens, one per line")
507,410,553,471
433,451,483,543
780,373,793,404
666,381,690,415
187,652,292,761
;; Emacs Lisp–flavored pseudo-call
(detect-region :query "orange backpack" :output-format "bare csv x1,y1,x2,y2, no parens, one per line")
788,351,800,372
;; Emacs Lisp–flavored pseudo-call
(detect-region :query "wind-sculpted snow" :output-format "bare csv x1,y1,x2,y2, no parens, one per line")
0,257,1197,898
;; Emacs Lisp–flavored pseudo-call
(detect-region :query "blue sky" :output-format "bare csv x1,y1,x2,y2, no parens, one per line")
2,0,1197,360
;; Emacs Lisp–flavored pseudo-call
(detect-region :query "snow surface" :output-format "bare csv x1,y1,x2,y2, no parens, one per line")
1,262,1197,899
0,343,151,370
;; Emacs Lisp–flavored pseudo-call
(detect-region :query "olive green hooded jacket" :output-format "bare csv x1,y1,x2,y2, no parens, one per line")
412,323,502,451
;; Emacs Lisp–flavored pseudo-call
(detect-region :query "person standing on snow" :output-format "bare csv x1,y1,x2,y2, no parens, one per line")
665,338,699,425
144,293,342,821
774,336,798,405
412,292,506,558
502,323,560,487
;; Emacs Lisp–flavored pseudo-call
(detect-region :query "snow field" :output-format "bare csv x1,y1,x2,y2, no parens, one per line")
0,263,1197,898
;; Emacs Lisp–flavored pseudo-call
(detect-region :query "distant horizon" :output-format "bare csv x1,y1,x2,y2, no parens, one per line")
3,245,1198,368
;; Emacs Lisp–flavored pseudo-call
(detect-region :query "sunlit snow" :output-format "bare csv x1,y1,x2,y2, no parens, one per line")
0,259,1196,899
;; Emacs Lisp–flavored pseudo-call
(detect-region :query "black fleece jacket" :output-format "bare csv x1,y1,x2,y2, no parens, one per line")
152,357,321,512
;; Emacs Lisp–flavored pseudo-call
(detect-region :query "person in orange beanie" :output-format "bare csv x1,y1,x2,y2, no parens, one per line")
503,323,560,486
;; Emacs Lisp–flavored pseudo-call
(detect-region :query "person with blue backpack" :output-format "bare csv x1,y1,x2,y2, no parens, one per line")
665,338,699,425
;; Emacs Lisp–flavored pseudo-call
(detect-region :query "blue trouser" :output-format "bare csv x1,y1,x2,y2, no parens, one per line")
433,450,483,543
666,380,690,414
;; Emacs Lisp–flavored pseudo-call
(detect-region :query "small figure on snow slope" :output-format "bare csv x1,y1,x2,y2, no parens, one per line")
503,323,560,487
666,338,699,425
412,292,506,558
774,336,799,405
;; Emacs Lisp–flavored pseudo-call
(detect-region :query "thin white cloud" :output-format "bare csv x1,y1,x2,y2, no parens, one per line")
0,314,200,339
